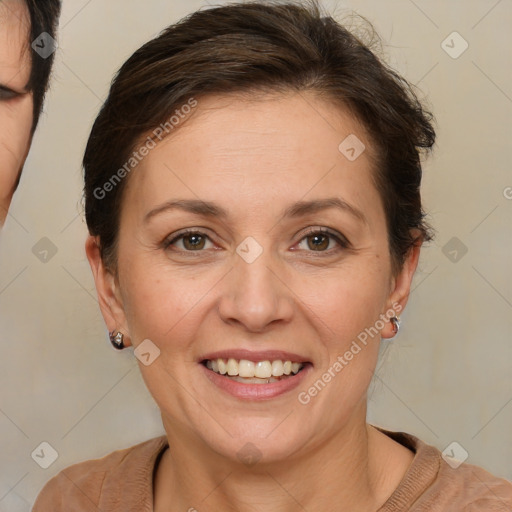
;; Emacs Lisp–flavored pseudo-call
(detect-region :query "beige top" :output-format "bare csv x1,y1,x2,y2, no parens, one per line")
32,429,512,511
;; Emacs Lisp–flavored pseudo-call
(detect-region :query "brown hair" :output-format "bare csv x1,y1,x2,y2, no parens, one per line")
25,0,62,132
84,0,435,272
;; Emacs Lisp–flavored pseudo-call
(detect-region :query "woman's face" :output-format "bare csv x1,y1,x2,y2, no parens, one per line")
89,92,419,464
0,0,33,226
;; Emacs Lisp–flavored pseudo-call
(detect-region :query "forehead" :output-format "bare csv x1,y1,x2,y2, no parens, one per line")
131,91,375,193
0,0,31,89
119,92,385,235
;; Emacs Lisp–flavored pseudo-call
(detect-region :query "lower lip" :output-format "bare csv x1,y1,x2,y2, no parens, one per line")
201,363,312,401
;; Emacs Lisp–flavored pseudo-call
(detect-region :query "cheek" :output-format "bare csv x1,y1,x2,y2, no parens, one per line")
297,259,390,338
0,97,33,198
120,248,391,345
293,265,389,417
120,259,216,343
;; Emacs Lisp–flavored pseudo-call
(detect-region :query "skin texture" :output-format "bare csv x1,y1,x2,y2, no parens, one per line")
0,0,33,227
86,92,421,511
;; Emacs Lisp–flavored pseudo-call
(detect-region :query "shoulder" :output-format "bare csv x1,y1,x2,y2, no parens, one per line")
434,457,512,510
376,428,512,511
32,436,168,512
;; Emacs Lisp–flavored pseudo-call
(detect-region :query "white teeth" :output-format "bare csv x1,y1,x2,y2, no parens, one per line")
271,360,284,376
238,359,255,377
255,360,272,378
229,376,280,384
227,358,238,376
205,358,304,379
217,359,227,375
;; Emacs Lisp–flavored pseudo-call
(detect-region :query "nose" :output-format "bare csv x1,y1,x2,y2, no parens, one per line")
217,249,294,332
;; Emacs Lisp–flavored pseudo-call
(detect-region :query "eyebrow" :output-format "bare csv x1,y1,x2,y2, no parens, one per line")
283,197,367,224
144,197,367,225
144,199,226,223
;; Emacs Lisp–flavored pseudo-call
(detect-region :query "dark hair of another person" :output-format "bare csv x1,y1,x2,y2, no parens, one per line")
25,0,62,132
83,0,436,274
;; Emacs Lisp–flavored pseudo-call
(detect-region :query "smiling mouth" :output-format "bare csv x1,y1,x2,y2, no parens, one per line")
201,358,307,384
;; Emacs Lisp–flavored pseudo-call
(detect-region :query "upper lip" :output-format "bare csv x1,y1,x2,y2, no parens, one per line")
199,349,311,364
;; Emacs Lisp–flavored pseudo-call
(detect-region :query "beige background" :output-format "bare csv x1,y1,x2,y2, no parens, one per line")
0,0,511,509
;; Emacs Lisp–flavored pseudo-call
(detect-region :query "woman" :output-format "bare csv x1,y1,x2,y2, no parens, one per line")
33,1,512,510
0,0,61,227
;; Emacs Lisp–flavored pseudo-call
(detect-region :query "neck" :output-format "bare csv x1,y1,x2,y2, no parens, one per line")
154,402,404,512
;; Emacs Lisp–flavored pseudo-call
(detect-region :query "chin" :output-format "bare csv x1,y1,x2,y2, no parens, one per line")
199,416,311,466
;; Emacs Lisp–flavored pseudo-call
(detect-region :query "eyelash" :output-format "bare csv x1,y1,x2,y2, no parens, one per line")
163,227,350,255
0,87,21,101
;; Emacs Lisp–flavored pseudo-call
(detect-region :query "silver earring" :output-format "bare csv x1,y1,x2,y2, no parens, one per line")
390,316,400,337
109,331,125,350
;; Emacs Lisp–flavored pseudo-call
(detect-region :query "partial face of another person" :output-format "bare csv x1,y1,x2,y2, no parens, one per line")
89,92,419,465
0,0,33,227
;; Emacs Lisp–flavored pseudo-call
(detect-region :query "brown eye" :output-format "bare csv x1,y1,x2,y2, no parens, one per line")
0,86,21,101
295,228,349,253
164,230,214,252
306,233,330,251
182,233,206,250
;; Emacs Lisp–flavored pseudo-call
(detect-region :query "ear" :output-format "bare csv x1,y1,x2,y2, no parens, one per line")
85,236,132,347
380,237,422,339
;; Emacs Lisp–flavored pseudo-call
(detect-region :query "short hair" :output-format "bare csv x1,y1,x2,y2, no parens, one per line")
24,0,62,132
83,1,435,273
